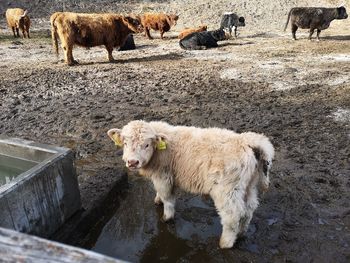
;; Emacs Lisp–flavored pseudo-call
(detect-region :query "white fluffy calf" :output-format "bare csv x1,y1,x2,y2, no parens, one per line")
107,120,274,249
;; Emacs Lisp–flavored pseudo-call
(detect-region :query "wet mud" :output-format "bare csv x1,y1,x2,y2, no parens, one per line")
0,27,349,263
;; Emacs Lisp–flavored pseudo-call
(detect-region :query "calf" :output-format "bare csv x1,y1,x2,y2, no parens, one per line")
6,8,30,38
284,6,348,40
179,29,227,50
140,13,179,39
220,12,245,38
118,34,136,51
50,12,143,65
178,25,208,40
108,120,274,249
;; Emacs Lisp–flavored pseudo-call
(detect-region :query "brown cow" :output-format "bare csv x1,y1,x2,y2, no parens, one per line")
50,12,143,66
6,8,31,38
178,25,208,40
140,13,179,39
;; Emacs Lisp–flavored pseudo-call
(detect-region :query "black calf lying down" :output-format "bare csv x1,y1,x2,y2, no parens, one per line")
118,34,136,51
179,29,227,50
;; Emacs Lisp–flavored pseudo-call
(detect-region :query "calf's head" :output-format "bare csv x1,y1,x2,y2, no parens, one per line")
336,6,348,19
167,14,179,26
238,16,245,27
107,120,166,170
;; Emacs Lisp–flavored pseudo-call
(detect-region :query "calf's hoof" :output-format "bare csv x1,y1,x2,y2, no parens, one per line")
219,236,235,249
161,214,175,223
154,195,163,205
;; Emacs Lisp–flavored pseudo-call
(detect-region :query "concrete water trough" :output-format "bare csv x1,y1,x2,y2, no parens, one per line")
0,136,81,237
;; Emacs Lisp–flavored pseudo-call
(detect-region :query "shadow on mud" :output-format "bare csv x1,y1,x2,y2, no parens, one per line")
322,35,350,41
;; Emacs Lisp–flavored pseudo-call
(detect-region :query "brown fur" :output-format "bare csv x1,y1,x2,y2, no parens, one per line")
6,8,30,38
178,25,207,39
140,13,179,39
50,12,143,66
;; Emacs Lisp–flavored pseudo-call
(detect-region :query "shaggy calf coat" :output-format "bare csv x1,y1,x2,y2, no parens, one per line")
6,8,30,38
50,12,143,65
107,120,274,249
284,6,348,40
179,29,227,50
178,25,208,40
140,13,179,39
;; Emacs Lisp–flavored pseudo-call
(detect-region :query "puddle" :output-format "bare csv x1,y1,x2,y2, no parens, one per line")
91,175,222,262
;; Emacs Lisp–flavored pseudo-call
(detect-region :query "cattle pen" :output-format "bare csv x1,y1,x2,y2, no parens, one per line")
0,0,349,262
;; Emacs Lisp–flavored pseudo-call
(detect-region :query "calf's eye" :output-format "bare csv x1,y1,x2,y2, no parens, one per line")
145,144,149,148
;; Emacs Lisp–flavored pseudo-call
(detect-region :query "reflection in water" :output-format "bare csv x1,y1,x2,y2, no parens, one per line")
92,175,222,262
0,154,38,186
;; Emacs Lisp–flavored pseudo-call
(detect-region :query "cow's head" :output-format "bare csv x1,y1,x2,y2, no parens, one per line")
238,16,245,27
336,6,348,19
122,15,144,33
167,14,179,26
18,10,29,28
107,121,167,170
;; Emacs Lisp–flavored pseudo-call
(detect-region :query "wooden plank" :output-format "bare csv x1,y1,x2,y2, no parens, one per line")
0,227,127,263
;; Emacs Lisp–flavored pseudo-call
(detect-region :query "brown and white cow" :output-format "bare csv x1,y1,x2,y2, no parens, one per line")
178,25,208,40
140,13,179,39
6,8,31,38
107,120,274,249
50,12,143,65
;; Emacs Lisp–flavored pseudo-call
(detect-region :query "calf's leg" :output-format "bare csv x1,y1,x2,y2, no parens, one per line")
309,28,315,40
316,29,321,41
211,187,246,249
291,24,298,40
152,176,175,221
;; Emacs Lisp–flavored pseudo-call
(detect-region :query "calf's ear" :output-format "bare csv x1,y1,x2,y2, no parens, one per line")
107,128,123,147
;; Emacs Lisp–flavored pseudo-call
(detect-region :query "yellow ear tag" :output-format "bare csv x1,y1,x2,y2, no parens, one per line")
157,139,167,150
112,135,123,147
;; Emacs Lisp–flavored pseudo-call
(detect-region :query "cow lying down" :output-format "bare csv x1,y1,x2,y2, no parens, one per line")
108,120,274,249
179,29,227,50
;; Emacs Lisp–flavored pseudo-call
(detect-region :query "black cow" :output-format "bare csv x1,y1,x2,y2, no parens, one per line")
284,6,348,40
220,12,245,38
179,29,227,50
118,34,136,51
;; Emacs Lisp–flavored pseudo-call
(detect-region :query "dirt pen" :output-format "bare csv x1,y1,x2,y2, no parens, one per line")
0,3,349,263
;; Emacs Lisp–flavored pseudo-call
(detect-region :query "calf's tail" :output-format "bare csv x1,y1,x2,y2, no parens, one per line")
242,132,275,192
284,8,293,31
50,16,59,56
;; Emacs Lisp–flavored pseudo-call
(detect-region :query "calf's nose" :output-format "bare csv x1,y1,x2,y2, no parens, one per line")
128,159,139,168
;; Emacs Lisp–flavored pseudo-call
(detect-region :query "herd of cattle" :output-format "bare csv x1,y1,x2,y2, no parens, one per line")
4,5,348,65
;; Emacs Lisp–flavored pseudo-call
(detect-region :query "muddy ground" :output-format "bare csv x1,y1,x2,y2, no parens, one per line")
0,21,349,263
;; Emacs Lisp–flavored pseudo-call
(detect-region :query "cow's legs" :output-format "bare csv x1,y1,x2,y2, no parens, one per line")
105,45,115,62
15,27,20,37
316,29,321,41
160,30,165,39
234,26,238,38
309,28,315,40
211,187,245,249
21,28,26,38
145,27,153,39
291,24,298,40
152,176,175,222
63,45,75,66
